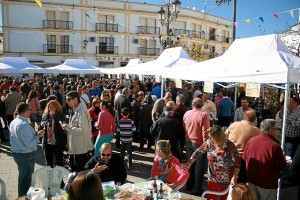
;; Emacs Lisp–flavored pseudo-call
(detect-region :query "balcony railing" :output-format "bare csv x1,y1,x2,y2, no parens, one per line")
96,23,118,32
138,47,160,56
137,26,160,35
43,44,73,53
96,46,118,54
43,20,73,29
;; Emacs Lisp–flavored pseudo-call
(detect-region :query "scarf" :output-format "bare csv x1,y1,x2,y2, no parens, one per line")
158,155,171,182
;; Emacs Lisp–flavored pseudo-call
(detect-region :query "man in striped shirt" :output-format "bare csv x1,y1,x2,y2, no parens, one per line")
118,107,136,170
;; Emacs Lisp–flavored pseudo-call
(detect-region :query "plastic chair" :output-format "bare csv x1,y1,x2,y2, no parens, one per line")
0,178,6,200
201,186,230,199
31,166,70,195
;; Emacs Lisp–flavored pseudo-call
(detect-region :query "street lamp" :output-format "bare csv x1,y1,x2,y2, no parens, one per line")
158,0,181,48
216,0,236,42
83,39,89,49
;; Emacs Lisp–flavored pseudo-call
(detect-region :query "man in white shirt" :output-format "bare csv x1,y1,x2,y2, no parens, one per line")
77,85,90,108
201,92,217,118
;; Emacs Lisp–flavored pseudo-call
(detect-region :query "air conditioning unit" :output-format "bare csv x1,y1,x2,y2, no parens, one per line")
133,39,139,44
89,37,96,42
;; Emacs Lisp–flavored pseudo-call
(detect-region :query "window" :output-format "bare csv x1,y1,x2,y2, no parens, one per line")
61,12,69,29
99,37,115,54
61,36,69,53
47,11,55,29
47,35,56,53
209,28,216,41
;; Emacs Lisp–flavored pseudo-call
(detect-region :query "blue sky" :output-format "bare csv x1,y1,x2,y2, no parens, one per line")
131,0,300,38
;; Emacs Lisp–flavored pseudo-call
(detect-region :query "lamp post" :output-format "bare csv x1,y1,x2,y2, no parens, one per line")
83,39,89,49
216,0,237,41
158,0,181,48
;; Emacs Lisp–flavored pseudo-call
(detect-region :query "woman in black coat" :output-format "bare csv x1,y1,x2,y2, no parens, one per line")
40,100,67,167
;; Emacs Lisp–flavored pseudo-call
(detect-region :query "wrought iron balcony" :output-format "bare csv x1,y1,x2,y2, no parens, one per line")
43,44,73,53
138,47,160,56
96,46,118,54
137,26,160,35
96,23,118,32
43,20,73,29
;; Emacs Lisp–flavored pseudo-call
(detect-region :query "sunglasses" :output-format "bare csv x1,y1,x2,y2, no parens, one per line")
66,98,73,101
103,94,109,97
101,153,112,157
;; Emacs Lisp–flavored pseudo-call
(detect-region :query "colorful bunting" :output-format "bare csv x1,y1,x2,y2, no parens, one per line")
288,10,294,18
35,0,42,8
84,13,90,19
246,19,251,25
273,13,279,19
233,22,238,28
55,5,63,12
224,24,229,29
259,17,264,23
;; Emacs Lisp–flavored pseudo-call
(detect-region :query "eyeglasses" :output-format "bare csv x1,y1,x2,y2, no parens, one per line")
103,94,109,97
101,153,112,157
66,98,73,101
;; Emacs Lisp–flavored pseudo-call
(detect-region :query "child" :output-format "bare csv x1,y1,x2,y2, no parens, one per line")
118,107,136,170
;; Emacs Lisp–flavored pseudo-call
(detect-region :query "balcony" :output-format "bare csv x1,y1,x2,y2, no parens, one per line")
43,44,73,53
96,23,118,32
209,34,216,41
43,20,73,29
137,26,160,35
96,46,118,54
138,47,160,56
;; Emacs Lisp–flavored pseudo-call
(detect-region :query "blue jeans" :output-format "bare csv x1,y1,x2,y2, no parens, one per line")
94,133,113,156
121,143,133,167
13,152,35,196
185,141,207,193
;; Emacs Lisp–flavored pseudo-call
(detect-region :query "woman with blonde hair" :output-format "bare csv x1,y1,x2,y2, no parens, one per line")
151,140,189,191
231,183,256,200
68,170,105,200
40,100,67,167
185,126,240,200
100,90,112,102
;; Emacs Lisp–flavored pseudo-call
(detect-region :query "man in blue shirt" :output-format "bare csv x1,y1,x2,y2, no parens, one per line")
217,90,234,127
152,82,162,99
10,102,45,196
88,80,102,97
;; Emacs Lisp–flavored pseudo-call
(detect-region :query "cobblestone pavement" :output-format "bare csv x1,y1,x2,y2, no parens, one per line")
0,134,204,200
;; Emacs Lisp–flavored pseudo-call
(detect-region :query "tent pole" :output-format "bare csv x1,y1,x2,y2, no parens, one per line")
281,82,290,149
234,84,238,111
161,76,164,99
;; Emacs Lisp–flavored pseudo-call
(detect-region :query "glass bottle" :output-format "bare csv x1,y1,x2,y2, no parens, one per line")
47,187,52,200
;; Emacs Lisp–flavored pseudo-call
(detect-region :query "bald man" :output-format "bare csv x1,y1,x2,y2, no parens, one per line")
85,143,127,184
225,110,260,183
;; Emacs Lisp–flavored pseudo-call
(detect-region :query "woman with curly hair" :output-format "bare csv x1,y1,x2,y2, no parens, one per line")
40,100,67,167
151,140,189,191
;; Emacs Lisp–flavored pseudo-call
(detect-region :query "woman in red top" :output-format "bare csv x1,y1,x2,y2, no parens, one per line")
26,90,41,128
151,140,189,191
88,97,101,144
94,100,115,156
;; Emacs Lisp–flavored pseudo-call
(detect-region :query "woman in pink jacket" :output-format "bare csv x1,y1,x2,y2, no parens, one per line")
94,100,115,156
151,140,189,191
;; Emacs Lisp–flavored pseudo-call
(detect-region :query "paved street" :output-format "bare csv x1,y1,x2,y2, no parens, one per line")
0,132,202,200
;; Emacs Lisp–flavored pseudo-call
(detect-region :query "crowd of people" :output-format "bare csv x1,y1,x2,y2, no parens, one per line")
0,76,300,200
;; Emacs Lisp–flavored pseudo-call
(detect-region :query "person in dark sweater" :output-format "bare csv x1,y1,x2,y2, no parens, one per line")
84,143,127,184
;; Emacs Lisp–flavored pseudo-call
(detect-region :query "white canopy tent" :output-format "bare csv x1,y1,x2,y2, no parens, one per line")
100,47,198,75
0,63,16,73
163,34,300,149
163,34,300,83
2,57,43,73
43,59,100,74
125,58,143,67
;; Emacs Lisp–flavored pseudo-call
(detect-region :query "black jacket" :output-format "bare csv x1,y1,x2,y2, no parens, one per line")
84,153,127,184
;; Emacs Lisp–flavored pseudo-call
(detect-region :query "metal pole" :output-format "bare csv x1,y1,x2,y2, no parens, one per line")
232,0,237,41
281,83,290,149
166,4,170,47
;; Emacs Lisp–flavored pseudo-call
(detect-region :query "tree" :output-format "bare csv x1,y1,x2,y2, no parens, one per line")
178,42,213,62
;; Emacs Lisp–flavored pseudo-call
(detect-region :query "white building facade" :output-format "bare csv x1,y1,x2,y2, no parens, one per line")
2,0,232,67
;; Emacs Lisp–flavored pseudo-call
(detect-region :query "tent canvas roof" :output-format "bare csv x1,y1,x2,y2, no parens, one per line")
163,34,300,83
100,47,197,75
2,57,42,73
0,63,16,73
125,58,142,67
44,59,100,74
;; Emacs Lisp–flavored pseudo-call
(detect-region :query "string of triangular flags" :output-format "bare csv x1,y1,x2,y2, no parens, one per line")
234,7,300,27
